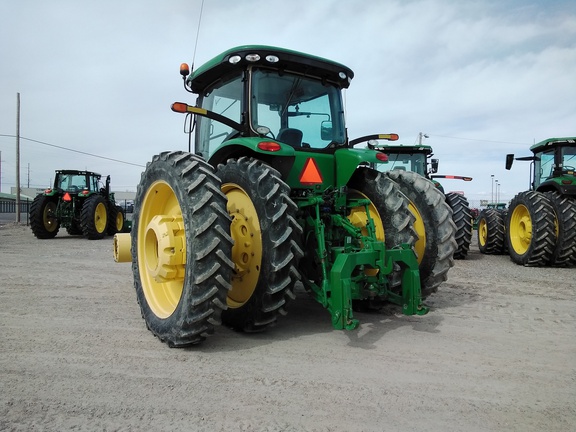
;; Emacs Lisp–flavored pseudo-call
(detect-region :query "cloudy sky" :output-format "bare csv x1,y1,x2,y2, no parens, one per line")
1,0,574,206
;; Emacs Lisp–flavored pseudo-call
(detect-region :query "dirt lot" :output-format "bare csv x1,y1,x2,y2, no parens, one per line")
1,222,575,431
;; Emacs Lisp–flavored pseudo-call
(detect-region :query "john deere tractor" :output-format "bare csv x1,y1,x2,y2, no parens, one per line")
30,170,126,240
113,45,456,346
371,143,472,260
478,137,576,266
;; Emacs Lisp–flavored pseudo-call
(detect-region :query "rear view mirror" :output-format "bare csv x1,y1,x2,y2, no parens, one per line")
321,121,332,141
505,154,514,170
431,158,439,173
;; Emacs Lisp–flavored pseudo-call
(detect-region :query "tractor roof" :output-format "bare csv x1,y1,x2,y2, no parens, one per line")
530,137,576,153
187,45,354,94
55,170,102,177
376,144,433,154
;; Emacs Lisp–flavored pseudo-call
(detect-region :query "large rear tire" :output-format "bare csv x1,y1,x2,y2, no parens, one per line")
384,170,456,297
132,151,233,347
217,157,303,332
445,192,473,259
544,191,576,267
30,195,60,239
81,195,108,239
477,209,505,254
506,191,556,266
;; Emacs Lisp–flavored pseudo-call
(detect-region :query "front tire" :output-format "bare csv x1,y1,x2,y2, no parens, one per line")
217,157,303,332
30,195,60,239
133,151,234,347
506,191,555,266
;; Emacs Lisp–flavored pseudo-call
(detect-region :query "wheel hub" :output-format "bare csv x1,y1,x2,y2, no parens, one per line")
144,215,186,283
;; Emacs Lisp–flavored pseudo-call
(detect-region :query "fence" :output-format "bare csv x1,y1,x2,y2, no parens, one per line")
0,198,31,214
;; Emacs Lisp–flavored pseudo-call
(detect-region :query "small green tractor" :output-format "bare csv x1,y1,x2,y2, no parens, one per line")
478,137,576,266
113,45,456,346
370,143,473,260
30,170,126,240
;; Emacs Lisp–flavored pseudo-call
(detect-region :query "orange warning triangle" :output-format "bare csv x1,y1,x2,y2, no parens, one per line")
63,192,72,202
299,158,323,185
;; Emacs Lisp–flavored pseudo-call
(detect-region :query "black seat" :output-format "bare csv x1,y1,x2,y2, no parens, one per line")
277,128,303,148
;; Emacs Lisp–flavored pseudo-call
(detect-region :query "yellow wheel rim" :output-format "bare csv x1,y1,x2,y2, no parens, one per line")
347,190,384,241
116,211,124,231
478,217,488,247
94,202,108,233
509,204,532,255
43,202,58,232
137,181,186,318
347,190,384,276
408,201,426,265
222,183,262,309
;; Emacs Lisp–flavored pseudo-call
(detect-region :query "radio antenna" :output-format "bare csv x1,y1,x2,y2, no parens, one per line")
191,0,205,72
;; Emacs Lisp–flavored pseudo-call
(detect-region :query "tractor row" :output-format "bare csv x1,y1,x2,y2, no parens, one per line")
477,137,576,267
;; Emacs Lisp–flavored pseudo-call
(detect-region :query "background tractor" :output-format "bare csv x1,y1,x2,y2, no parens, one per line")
478,137,576,266
371,143,473,260
30,170,126,240
113,45,456,346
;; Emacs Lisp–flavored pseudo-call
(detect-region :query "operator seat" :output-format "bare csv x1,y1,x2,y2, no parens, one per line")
277,128,303,148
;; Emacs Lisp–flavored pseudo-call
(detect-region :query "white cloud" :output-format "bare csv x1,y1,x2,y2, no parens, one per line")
0,0,574,205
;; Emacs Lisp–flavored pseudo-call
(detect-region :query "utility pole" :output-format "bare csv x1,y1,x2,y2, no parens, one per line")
16,92,21,223
27,163,30,188
0,150,2,193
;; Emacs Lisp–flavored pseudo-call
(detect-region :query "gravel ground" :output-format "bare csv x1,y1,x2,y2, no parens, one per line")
1,222,575,431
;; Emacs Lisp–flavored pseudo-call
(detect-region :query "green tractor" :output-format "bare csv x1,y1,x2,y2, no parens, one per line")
370,143,473,260
113,45,456,346
30,170,126,240
478,137,576,266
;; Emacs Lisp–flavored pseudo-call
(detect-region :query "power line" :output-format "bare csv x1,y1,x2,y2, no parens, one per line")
429,134,529,146
0,134,145,167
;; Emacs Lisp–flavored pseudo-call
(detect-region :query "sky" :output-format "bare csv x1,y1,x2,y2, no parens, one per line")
1,0,575,207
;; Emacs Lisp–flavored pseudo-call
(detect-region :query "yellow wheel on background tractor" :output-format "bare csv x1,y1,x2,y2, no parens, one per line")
508,204,532,255
80,194,108,239
131,151,233,347
30,195,60,239
476,209,506,254
506,191,555,266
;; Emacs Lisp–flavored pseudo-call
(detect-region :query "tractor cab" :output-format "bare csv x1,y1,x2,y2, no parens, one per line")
506,137,576,195
370,144,432,176
53,170,101,195
179,46,351,157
